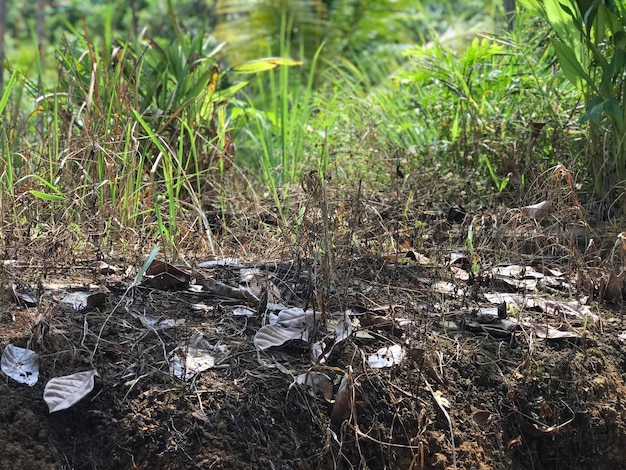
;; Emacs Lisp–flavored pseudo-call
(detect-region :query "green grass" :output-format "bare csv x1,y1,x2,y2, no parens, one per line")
0,0,614,261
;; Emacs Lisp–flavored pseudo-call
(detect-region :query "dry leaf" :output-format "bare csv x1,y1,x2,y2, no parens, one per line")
91,260,118,275
169,332,228,380
334,311,352,344
274,308,320,331
60,291,106,310
507,435,522,450
368,344,404,368
521,200,553,219
253,325,308,350
431,281,464,296
233,306,256,317
407,348,446,384
433,390,450,410
9,284,37,307
295,372,334,401
331,373,352,423
44,370,99,413
472,410,492,429
1,344,39,386
360,314,394,329
197,258,244,269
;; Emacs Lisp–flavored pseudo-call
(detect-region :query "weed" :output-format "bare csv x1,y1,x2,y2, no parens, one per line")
519,0,626,208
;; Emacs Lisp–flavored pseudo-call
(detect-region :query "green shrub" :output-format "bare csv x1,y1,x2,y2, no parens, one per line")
519,0,626,207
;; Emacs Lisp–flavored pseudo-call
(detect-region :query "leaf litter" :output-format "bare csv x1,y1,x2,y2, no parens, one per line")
1,168,626,469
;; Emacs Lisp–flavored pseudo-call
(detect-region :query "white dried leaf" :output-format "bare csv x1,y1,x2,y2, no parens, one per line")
295,372,333,401
169,332,227,381
368,344,405,368
394,318,413,329
431,281,464,296
253,325,308,350
135,313,183,330
276,308,320,330
196,258,244,268
239,268,265,297
60,291,106,310
521,200,553,219
1,344,39,386
44,370,99,413
311,340,326,362
233,306,256,317
354,330,376,340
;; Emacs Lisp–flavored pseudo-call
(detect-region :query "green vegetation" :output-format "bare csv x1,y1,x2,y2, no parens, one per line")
519,0,626,206
0,0,623,257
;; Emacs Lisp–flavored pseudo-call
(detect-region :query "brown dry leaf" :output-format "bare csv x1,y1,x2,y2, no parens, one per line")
142,271,188,290
407,348,446,385
506,435,522,450
472,410,492,430
539,401,554,420
520,420,569,438
145,259,191,279
331,372,353,423
360,314,394,329
600,270,626,301
143,259,206,289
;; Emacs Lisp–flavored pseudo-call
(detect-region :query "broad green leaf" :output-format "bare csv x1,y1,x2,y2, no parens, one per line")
552,40,593,91
545,0,580,45
582,95,606,123
516,0,544,15
231,58,302,74
605,97,625,133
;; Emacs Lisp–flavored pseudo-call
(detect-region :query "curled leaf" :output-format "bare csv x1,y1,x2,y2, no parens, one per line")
169,332,228,381
1,344,39,386
331,373,353,423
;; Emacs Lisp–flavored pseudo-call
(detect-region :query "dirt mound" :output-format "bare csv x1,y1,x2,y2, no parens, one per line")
1,173,626,469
